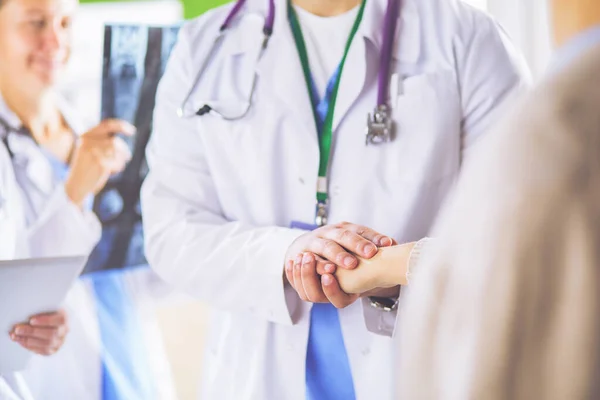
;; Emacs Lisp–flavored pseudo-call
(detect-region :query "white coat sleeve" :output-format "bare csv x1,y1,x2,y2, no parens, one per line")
457,9,532,162
0,378,21,400
27,184,101,258
141,26,304,326
0,373,34,400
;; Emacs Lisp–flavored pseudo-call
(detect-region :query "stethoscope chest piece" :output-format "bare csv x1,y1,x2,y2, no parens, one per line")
366,104,394,145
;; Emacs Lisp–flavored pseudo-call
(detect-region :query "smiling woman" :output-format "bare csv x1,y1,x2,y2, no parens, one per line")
0,0,76,96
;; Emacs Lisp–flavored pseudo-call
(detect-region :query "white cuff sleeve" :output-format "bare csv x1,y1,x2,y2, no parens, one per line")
361,297,399,337
407,237,434,283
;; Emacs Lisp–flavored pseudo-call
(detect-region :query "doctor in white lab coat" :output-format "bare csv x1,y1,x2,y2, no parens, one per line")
142,0,530,398
0,0,177,398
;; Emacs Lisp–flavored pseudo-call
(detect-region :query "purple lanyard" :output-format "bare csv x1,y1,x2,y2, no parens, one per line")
368,0,400,145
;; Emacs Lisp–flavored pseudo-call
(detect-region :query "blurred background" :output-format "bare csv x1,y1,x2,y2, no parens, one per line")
58,0,553,398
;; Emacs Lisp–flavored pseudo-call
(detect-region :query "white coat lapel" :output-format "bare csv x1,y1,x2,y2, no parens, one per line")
332,36,368,132
393,0,421,65
331,0,385,132
0,94,52,197
8,134,55,197
256,2,319,143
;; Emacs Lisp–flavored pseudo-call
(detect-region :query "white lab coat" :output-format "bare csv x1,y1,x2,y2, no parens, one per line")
141,0,529,398
0,133,27,260
0,136,33,400
0,94,177,400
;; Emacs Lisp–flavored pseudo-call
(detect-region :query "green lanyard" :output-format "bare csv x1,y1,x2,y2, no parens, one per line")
287,0,367,225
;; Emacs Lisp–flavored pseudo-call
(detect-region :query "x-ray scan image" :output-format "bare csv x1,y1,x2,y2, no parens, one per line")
84,24,180,274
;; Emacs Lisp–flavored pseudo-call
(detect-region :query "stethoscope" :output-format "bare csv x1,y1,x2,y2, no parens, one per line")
0,116,50,220
178,0,400,146
0,116,20,159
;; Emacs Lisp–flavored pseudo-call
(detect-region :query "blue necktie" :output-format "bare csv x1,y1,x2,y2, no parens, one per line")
305,67,356,400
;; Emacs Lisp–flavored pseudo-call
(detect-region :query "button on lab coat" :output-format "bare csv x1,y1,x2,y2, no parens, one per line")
141,0,530,398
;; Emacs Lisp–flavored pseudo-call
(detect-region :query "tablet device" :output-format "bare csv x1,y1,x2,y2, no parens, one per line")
0,255,87,374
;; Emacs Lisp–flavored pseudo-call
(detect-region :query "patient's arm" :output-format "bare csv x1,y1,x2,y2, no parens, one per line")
335,243,414,295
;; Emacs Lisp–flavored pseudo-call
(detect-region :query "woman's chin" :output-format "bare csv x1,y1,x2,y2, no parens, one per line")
30,70,61,91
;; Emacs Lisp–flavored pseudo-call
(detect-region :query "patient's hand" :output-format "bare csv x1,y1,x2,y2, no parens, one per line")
335,243,415,294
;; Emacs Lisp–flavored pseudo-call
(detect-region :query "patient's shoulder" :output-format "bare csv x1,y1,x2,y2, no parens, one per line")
531,45,600,157
473,46,600,196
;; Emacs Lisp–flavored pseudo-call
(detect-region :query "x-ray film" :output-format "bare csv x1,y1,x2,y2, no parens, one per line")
84,24,180,273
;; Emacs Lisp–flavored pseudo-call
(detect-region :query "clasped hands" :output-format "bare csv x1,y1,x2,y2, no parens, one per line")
284,222,414,308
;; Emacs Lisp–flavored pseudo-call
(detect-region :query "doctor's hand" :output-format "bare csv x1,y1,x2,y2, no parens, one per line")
65,119,135,207
10,309,69,356
284,222,396,308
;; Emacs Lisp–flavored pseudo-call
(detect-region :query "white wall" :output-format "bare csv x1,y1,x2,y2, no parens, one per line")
463,0,487,10
463,0,553,77
487,0,552,77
